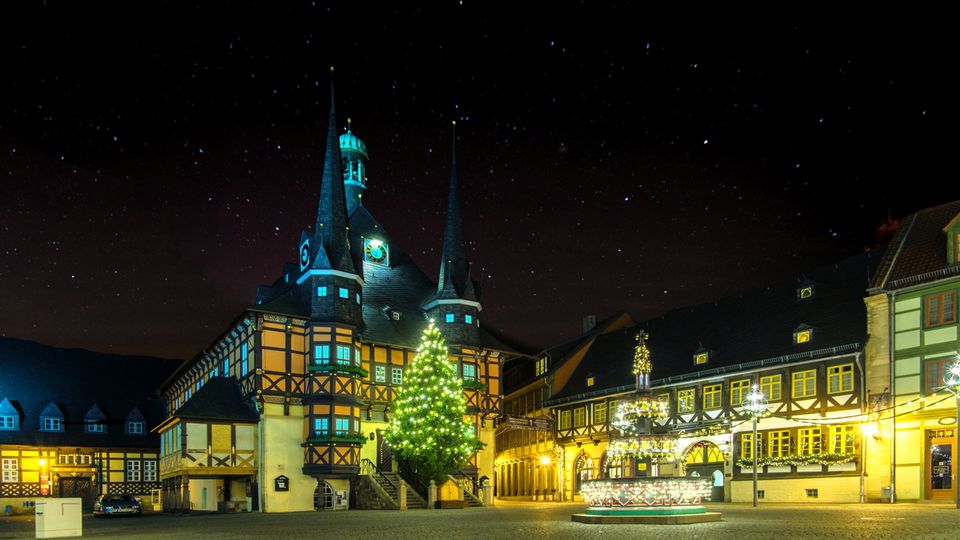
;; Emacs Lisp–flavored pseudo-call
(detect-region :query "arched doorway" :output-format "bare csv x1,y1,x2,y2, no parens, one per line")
573,453,593,495
313,481,335,511
684,441,725,502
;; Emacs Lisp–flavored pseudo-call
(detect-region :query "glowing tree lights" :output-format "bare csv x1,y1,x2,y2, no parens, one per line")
741,384,768,508
384,320,481,485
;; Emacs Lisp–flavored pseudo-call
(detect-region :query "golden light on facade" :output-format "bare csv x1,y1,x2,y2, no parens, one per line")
540,455,551,465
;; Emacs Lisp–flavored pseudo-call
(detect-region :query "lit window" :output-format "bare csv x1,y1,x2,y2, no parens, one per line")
593,402,607,425
222,358,229,376
143,461,157,482
829,425,856,454
730,379,750,406
586,376,595,387
465,314,473,324
336,345,351,365
391,311,401,321
559,410,571,430
126,460,141,482
798,427,822,456
573,407,586,427
799,286,814,299
335,418,351,436
445,313,455,323
768,430,791,457
314,417,329,436
42,417,62,432
794,328,813,344
315,345,331,365
375,365,386,383
677,389,696,413
356,293,361,304
128,421,144,435
792,369,816,398
317,286,328,297
760,375,782,401
241,343,249,374
392,367,403,385
925,291,956,327
0,415,16,431
827,364,854,394
740,433,756,460
1,458,18,483
535,356,548,376
463,363,476,381
702,384,722,409
694,352,709,365
339,288,349,299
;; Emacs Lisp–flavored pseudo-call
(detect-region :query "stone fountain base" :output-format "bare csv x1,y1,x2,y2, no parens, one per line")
573,477,721,525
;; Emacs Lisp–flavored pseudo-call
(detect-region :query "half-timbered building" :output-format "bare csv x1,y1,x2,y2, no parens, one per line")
502,249,886,503
867,200,960,503
156,82,517,513
0,338,179,514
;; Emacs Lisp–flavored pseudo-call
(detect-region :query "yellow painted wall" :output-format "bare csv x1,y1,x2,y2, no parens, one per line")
731,476,860,503
359,421,387,466
189,479,219,511
261,403,315,513
477,424,496,483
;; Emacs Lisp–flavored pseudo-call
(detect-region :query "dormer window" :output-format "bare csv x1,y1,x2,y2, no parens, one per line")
694,350,710,365
392,311,401,321
797,280,815,300
535,356,549,376
465,314,474,325
586,374,595,387
944,212,960,265
794,325,813,345
39,402,65,432
0,398,18,431
127,421,145,434
87,422,105,433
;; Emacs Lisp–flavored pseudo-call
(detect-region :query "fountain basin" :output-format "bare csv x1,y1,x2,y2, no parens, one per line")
572,477,721,525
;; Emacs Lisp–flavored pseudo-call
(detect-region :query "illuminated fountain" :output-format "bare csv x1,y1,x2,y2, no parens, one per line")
572,332,721,524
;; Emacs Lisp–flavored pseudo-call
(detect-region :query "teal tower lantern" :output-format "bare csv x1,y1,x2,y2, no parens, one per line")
340,118,369,215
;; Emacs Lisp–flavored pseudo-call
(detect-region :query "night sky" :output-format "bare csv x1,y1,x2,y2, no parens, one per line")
0,5,951,359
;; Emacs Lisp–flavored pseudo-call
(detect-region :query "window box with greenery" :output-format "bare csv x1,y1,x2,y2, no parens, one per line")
308,363,369,378
462,379,486,391
736,452,857,469
306,431,369,445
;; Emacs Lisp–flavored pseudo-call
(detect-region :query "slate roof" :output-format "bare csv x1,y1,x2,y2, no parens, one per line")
870,200,960,290
253,204,517,352
503,311,634,395
173,377,258,422
548,249,885,404
0,337,181,448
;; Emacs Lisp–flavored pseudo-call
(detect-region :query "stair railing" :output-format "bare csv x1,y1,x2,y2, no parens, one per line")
360,458,398,495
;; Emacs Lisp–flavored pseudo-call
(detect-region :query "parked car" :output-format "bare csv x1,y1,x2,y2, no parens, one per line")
93,494,142,517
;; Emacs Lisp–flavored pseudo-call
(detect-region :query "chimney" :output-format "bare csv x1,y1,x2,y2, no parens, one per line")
582,315,597,334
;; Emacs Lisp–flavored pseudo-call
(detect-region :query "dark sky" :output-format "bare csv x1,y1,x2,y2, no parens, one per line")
0,5,951,359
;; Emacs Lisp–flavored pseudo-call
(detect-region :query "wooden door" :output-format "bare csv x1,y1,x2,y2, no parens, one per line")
377,429,393,472
926,429,956,500
59,477,95,511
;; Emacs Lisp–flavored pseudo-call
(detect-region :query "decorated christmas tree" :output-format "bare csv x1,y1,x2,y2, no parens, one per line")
385,320,481,484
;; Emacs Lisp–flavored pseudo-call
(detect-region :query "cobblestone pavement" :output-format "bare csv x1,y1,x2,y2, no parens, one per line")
3,501,960,540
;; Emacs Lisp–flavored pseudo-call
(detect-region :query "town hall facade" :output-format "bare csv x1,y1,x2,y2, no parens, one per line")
155,80,516,513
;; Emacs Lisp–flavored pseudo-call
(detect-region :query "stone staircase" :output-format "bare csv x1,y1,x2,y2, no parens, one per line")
381,472,428,509
463,488,483,507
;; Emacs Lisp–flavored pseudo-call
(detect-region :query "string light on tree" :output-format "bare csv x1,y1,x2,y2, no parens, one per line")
384,320,482,485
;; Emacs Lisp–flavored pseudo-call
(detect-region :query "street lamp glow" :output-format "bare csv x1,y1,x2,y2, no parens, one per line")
540,455,551,466
741,384,767,508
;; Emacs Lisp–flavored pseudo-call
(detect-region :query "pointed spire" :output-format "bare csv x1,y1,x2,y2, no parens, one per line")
314,67,355,274
436,121,476,301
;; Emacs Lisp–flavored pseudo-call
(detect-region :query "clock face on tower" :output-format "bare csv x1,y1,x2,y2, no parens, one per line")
299,239,311,271
363,239,389,266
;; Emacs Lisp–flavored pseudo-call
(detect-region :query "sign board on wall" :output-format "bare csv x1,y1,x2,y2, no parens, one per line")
274,475,289,492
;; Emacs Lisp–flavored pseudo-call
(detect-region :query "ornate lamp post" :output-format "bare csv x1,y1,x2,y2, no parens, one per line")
942,354,960,510
742,384,768,508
